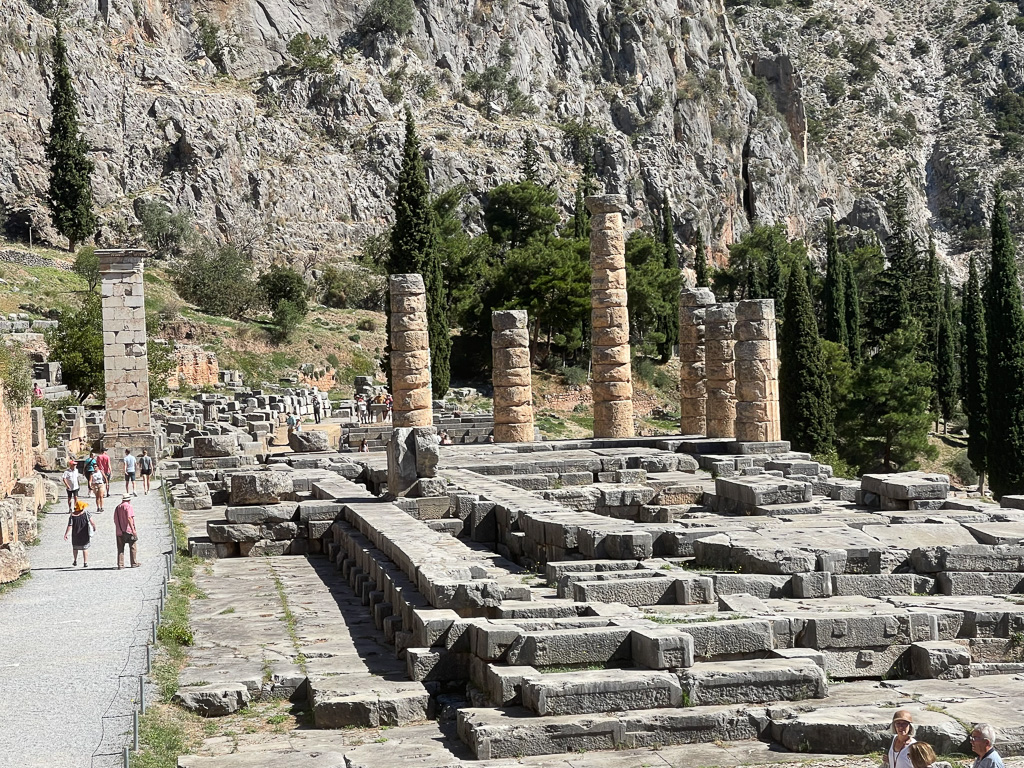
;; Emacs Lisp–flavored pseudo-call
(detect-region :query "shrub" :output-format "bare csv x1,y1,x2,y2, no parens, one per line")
911,37,931,57
318,264,385,310
356,317,377,332
72,246,100,292
171,243,261,319
287,33,333,73
358,0,414,37
271,299,304,342
258,265,309,315
977,1,1001,23
326,352,340,368
0,343,32,407
562,366,588,386
136,199,194,259
823,73,846,105
196,15,226,71
463,65,536,118
948,449,979,485
845,38,880,82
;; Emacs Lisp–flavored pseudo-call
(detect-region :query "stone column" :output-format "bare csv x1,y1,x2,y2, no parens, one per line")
98,249,156,451
734,299,781,443
704,303,737,438
587,194,633,438
492,310,534,442
679,287,716,436
389,274,433,428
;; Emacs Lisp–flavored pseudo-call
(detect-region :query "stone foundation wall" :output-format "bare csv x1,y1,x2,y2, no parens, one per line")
0,385,34,545
167,344,220,390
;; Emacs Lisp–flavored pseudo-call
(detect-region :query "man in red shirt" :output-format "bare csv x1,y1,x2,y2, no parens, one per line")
113,494,140,569
96,447,112,489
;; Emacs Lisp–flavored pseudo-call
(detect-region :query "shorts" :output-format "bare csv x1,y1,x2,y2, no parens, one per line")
67,489,79,501
141,469,151,477
126,471,136,481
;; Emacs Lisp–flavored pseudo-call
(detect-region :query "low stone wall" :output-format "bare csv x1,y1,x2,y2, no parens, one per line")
0,382,35,550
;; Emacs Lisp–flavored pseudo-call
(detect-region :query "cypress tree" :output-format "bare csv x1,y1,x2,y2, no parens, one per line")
963,254,988,492
936,274,958,431
661,191,677,268
871,183,915,340
822,218,847,348
693,226,710,288
45,22,96,251
766,238,784,308
842,259,861,364
573,182,590,240
389,107,450,398
780,259,835,455
520,135,541,183
985,189,1024,498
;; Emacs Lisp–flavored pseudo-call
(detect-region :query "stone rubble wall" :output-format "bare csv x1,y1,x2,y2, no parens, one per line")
587,195,633,439
491,310,534,443
388,274,433,429
166,344,220,390
0,384,35,548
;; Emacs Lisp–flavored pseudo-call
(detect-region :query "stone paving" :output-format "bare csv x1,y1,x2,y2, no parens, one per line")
0,481,172,768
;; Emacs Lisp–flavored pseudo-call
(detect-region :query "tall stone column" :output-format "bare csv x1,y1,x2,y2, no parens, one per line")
492,310,534,443
98,249,155,451
679,287,716,436
704,303,737,438
389,274,433,428
734,299,781,443
587,194,633,438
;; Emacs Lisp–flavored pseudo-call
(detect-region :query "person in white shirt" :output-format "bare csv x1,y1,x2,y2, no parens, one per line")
62,460,81,513
884,710,917,768
123,450,138,497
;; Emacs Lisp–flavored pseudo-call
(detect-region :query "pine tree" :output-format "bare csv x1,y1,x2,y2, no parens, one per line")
389,107,451,398
45,22,96,251
822,219,847,348
963,253,988,492
842,259,861,364
661,191,677,268
936,274,958,430
985,189,1024,498
520,134,541,183
780,259,835,455
693,226,710,288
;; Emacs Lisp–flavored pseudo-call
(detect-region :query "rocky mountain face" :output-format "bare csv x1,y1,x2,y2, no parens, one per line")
0,0,1021,274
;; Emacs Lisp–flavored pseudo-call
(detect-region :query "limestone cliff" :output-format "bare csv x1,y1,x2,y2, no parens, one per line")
0,0,1020,272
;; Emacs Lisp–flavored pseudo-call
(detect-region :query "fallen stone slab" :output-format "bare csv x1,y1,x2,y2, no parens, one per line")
521,669,682,715
193,434,238,458
911,640,971,679
681,658,827,706
677,618,775,661
862,472,950,501
505,627,632,667
937,571,1024,595
173,682,251,716
964,523,1024,545
230,471,294,505
224,502,298,525
289,430,331,452
911,545,1024,573
631,626,695,669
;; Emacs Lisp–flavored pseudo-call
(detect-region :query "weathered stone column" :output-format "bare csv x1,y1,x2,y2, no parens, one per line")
704,303,737,438
734,299,781,443
98,249,156,451
389,274,433,428
679,287,716,436
492,310,534,443
587,194,633,438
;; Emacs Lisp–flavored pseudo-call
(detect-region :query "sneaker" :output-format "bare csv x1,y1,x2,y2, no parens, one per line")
131,563,141,568
83,562,88,567
72,561,77,566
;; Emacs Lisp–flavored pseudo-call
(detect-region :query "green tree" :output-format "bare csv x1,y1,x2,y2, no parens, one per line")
137,200,194,259
171,242,261,319
45,293,103,402
73,246,100,292
45,23,96,251
358,0,414,36
963,253,988,491
780,260,835,455
765,237,783,306
571,183,589,240
936,275,959,429
842,258,862,364
822,219,847,348
625,232,680,363
870,184,916,341
484,181,560,249
146,313,175,400
258,265,309,315
845,324,937,472
389,108,450,398
985,189,1024,498
694,227,710,288
520,135,541,183
661,191,677,268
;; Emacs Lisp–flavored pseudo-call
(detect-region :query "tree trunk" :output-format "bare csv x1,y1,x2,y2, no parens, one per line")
979,470,986,497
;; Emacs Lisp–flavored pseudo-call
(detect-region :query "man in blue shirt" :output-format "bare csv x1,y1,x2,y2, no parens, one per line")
970,724,1005,768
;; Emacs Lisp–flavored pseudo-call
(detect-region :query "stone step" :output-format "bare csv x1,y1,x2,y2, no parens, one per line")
521,669,682,715
681,658,827,706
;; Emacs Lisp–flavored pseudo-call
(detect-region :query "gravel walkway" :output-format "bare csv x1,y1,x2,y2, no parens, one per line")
0,479,173,768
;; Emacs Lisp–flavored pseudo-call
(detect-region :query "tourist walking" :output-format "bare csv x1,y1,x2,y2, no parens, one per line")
313,397,322,424
123,449,137,497
97,446,112,487
62,460,80,513
64,500,96,567
113,494,140,569
90,464,107,512
138,448,154,495
357,395,368,424
883,710,917,768
82,451,98,478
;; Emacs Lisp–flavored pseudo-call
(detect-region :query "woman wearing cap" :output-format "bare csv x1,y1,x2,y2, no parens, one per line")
884,710,918,768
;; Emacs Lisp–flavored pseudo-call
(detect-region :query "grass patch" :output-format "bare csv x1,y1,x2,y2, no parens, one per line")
0,571,32,597
643,613,747,625
537,662,609,673
269,563,308,675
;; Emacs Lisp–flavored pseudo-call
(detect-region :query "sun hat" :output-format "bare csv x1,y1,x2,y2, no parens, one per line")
890,710,916,737
122,494,132,502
